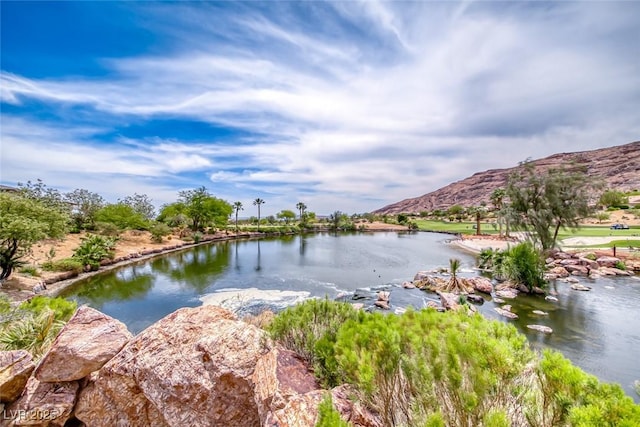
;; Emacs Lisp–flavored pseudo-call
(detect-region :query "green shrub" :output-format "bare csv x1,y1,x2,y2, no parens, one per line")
0,296,76,359
268,298,362,387
41,258,84,274
150,222,172,243
72,234,118,270
316,395,349,427
95,221,121,236
527,350,640,427
334,309,533,426
192,231,203,244
482,242,546,291
0,294,12,314
615,260,626,271
19,265,40,277
0,310,63,358
19,296,77,322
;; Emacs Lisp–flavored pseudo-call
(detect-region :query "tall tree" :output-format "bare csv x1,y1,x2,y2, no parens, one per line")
490,188,506,237
232,201,243,231
253,198,265,231
296,202,307,220
178,187,232,231
277,209,296,224
507,162,597,250
17,179,68,214
120,193,156,220
64,189,105,230
0,193,68,281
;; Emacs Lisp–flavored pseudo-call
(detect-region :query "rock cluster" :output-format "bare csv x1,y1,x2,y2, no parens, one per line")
0,305,381,427
544,251,634,281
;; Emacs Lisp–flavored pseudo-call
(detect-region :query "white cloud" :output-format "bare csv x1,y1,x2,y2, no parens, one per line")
2,1,639,214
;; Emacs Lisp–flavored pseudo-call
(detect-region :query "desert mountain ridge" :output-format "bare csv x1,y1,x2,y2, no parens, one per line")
374,141,640,215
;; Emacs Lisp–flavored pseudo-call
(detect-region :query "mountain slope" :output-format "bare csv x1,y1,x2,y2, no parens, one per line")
375,141,640,214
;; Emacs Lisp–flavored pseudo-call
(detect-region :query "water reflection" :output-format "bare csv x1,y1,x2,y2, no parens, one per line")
68,264,154,310
151,243,230,292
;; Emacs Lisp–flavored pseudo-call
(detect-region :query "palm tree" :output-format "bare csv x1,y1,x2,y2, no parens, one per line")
296,202,307,221
444,258,470,293
232,201,243,232
490,188,506,237
253,198,265,231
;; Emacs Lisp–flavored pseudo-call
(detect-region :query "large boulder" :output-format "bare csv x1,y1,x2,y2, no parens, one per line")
437,292,461,311
74,306,270,427
596,256,621,268
252,347,319,422
3,376,79,426
466,277,493,294
0,350,34,403
564,264,589,276
34,306,132,383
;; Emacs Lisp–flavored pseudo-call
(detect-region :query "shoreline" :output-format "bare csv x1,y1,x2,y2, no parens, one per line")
4,226,410,304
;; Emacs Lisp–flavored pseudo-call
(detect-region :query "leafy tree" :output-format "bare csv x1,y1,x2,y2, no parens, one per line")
17,179,68,214
507,162,596,250
0,193,68,281
595,212,611,223
178,187,232,231
277,209,296,224
157,202,189,227
329,211,345,231
232,201,243,231
599,189,628,208
95,203,148,230
64,188,105,230
253,198,265,231
447,205,464,222
120,193,155,220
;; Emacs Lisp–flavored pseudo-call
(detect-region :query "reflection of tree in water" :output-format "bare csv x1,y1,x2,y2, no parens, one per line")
151,243,231,292
255,240,261,271
70,264,154,310
299,236,307,257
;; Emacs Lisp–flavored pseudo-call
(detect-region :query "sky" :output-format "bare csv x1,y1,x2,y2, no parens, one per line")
1,1,639,216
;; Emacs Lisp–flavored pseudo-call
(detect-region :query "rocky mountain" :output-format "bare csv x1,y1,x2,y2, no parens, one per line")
375,141,640,214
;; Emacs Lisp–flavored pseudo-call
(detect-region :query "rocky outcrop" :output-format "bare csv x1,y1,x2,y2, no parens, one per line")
375,141,640,214
545,251,636,280
0,350,34,403
74,305,268,427
467,277,493,294
253,347,319,422
34,306,131,383
437,292,461,311
1,304,383,426
4,376,79,426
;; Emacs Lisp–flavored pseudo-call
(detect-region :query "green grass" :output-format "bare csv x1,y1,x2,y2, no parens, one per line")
414,220,499,235
556,226,640,240
577,239,640,249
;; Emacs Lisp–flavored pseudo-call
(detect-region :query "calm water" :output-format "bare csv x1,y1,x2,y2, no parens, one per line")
63,232,640,400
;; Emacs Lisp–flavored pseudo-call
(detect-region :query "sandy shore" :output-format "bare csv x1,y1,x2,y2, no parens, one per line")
448,235,518,254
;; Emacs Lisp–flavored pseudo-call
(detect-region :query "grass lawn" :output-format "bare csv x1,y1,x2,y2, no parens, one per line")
415,220,640,240
414,220,499,235
578,239,640,249
556,226,640,240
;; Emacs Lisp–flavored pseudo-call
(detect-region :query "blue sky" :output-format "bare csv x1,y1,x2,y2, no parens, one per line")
1,1,639,216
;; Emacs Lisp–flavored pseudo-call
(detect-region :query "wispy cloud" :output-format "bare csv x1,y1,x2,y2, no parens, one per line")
2,1,639,214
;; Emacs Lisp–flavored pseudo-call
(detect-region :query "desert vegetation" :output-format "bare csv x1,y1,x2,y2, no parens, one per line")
269,300,640,427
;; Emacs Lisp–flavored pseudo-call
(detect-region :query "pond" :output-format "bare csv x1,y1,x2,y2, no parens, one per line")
63,231,640,401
